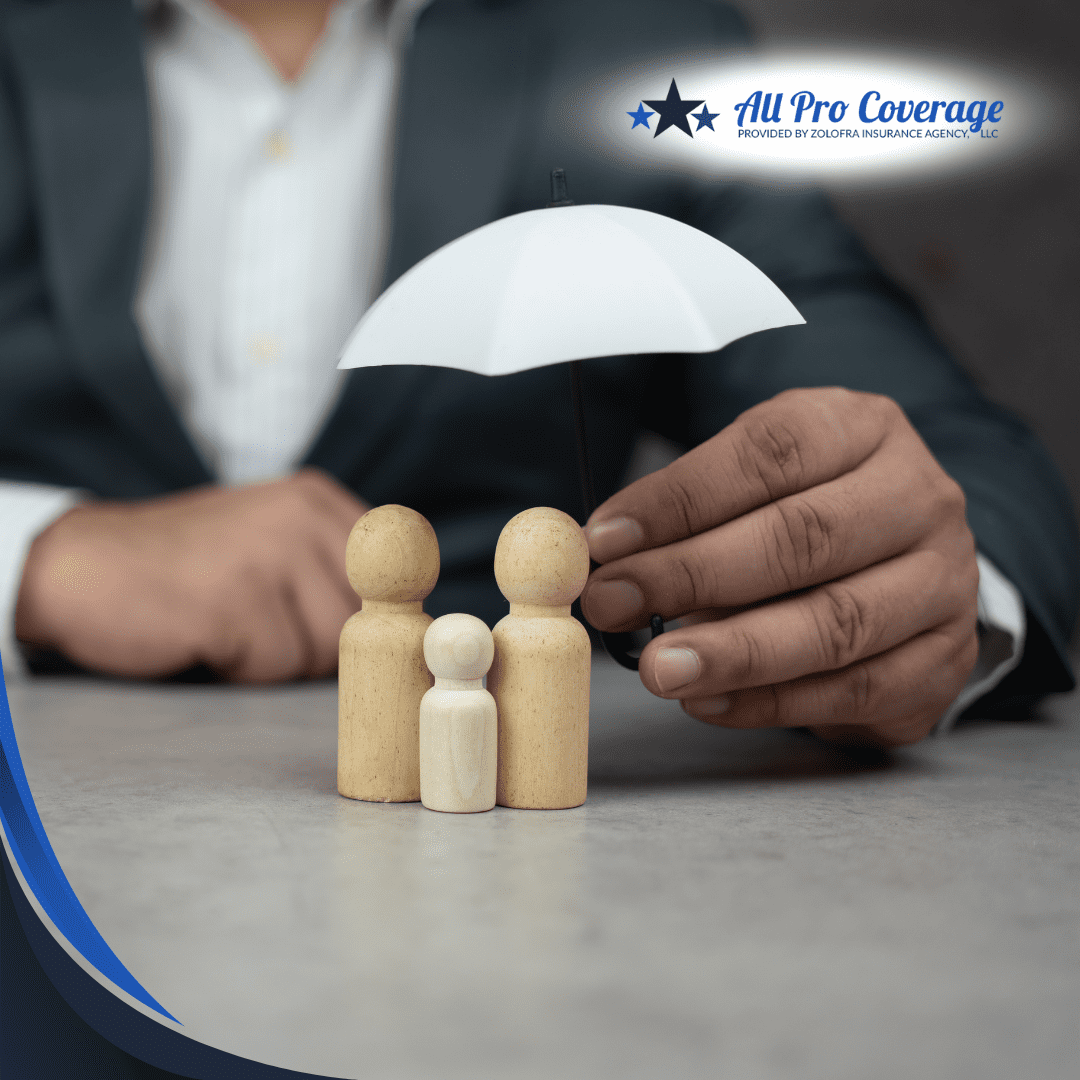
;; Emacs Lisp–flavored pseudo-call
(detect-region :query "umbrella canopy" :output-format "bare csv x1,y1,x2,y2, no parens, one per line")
338,203,804,375
337,195,806,671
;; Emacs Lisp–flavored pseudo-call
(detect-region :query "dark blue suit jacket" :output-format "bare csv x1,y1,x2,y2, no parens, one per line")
1,0,1076,707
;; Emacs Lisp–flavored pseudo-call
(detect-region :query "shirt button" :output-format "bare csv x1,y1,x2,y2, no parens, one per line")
266,131,291,160
249,335,280,367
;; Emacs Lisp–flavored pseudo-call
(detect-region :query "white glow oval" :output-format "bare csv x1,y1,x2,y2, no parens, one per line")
578,49,1056,185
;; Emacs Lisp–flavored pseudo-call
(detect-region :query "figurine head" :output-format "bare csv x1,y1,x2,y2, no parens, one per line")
424,613,494,681
494,506,590,606
345,504,440,602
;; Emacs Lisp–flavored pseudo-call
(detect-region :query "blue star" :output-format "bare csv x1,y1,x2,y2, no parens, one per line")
627,103,655,130
692,105,719,131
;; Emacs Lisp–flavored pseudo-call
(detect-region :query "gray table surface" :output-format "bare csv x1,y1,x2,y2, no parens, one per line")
7,657,1079,1080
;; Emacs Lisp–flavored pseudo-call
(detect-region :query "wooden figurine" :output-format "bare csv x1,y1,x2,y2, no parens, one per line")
419,614,498,813
488,507,591,809
338,504,439,803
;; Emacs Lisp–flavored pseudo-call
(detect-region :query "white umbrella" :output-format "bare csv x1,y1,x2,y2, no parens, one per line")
339,203,804,376
337,182,805,668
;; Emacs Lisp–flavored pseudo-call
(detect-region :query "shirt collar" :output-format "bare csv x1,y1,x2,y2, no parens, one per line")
144,0,390,92
137,0,435,31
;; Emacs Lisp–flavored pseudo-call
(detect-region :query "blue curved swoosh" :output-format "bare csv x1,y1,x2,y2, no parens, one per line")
0,658,178,1023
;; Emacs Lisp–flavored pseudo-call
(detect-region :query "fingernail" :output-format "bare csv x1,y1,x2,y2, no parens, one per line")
685,696,731,718
653,647,701,692
581,580,644,626
584,517,645,562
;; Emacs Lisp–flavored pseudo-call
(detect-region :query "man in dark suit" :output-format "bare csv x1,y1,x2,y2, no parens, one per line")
2,0,1076,745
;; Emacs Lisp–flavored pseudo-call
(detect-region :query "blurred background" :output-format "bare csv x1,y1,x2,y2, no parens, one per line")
731,0,1079,531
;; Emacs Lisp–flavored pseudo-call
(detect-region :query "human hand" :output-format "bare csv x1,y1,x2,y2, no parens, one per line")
15,469,367,681
580,388,980,746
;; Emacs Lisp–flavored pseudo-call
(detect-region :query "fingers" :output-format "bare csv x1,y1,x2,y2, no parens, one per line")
293,475,368,606
678,617,980,747
285,546,362,678
200,570,354,683
636,548,976,700
204,567,311,683
201,475,363,682
19,473,370,683
585,388,898,564
579,387,980,747
208,558,357,683
581,439,968,632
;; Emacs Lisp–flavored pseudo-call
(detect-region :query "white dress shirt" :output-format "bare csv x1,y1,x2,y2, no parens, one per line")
0,0,1029,724
137,0,405,484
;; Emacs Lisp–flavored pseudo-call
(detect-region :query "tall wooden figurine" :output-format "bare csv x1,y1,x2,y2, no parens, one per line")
488,507,591,809
338,504,440,803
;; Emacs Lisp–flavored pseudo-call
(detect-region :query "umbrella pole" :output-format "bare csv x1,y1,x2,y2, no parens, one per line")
551,169,664,671
569,358,663,671
570,360,597,519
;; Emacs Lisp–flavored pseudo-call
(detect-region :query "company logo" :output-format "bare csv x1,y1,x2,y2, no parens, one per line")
627,79,718,137
601,52,1044,184
629,80,1004,141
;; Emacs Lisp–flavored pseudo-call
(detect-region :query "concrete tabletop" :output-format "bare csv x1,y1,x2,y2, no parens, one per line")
6,658,1079,1080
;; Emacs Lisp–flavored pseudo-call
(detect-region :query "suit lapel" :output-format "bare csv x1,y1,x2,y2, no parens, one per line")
5,0,212,489
306,0,535,484
8,0,533,492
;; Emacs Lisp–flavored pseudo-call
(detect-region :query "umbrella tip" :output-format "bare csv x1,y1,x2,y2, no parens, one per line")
548,168,573,208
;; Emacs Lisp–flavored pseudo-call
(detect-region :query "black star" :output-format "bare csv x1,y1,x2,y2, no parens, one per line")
642,79,705,138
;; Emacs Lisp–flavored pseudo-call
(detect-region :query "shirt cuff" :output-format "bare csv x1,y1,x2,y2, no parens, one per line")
0,482,84,682
935,551,1027,734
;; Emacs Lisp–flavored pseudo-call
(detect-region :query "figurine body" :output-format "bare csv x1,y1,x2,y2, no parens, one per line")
488,507,591,809
419,613,497,813
338,505,439,803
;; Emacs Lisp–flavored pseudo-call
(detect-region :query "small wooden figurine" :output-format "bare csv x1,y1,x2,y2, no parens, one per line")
419,613,498,814
338,504,439,803
488,507,591,809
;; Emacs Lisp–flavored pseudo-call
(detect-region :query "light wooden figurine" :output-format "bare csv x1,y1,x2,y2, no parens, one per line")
488,507,591,809
338,504,440,803
419,614,498,813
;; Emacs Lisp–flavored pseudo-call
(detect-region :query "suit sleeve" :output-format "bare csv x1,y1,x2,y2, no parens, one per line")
659,181,1078,706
